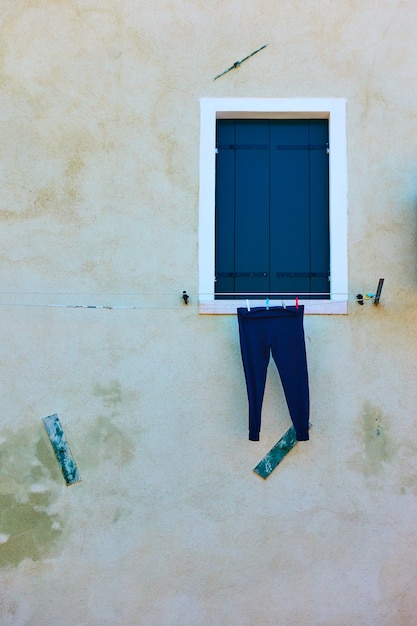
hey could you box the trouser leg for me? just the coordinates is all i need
[270,311,310,441]
[237,309,271,441]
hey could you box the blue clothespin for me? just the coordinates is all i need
[266,298,269,310]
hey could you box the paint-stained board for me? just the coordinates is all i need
[42,414,81,486]
[253,426,298,479]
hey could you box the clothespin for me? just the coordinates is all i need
[265,298,270,310]
[295,297,299,310]
[246,299,251,311]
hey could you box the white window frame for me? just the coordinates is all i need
[198,97,348,314]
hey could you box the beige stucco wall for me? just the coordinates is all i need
[0,1,416,624]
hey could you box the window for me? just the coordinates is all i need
[215,118,329,298]
[198,98,348,314]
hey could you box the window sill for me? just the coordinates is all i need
[198,298,348,315]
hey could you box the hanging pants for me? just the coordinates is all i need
[237,305,310,442]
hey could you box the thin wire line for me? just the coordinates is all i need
[0,289,377,309]
[0,297,374,311]
[0,290,373,297]
[0,303,193,310]
[0,290,374,298]
[199,292,370,297]
[0,289,197,296]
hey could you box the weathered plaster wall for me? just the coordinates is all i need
[0,1,416,625]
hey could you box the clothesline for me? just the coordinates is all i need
[0,289,377,298]
[0,291,378,310]
[0,290,376,298]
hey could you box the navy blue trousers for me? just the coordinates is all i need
[237,305,310,441]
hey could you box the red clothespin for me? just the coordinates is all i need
[295,297,299,309]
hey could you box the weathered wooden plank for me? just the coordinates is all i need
[42,414,81,486]
[253,426,297,479]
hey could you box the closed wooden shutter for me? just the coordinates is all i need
[215,119,330,298]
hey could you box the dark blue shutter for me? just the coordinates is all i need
[215,120,236,296]
[269,120,311,295]
[215,119,329,297]
[234,120,269,295]
[308,120,330,296]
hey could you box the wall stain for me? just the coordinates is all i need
[398,472,417,497]
[93,379,123,413]
[362,402,394,470]
[349,402,396,477]
[78,381,135,467]
[0,426,66,569]
[0,494,62,569]
[104,416,133,464]
[112,508,132,524]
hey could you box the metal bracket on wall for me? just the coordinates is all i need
[214,44,267,80]
[356,278,385,306]
[374,278,384,305]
